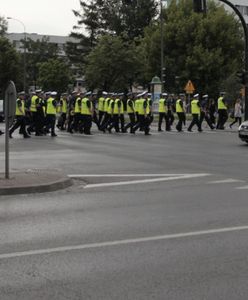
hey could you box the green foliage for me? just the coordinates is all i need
[0,37,20,96]
[0,16,8,36]
[84,35,141,91]
[137,0,243,96]
[23,36,59,87]
[37,59,73,93]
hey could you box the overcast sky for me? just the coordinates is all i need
[1,0,81,36]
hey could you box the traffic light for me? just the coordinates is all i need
[193,0,207,13]
[236,71,248,85]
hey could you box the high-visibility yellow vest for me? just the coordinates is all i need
[146,99,151,114]
[176,99,183,113]
[104,98,110,112]
[74,97,81,113]
[61,99,67,113]
[191,99,200,114]
[159,98,167,113]
[138,99,146,115]
[81,97,92,115]
[120,100,124,114]
[113,99,121,114]
[46,97,57,115]
[30,95,38,112]
[16,98,25,116]
[98,97,105,111]
[218,97,227,110]
[135,99,141,113]
[108,99,114,114]
[127,99,134,113]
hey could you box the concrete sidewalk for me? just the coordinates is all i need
[0,169,73,196]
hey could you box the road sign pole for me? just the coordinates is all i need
[5,91,10,179]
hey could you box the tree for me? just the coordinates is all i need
[0,15,7,36]
[84,35,140,91]
[0,37,21,97]
[136,0,243,96]
[37,59,73,93]
[23,36,59,88]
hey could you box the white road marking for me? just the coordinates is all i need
[1,225,248,260]
[236,186,248,190]
[83,173,210,189]
[207,179,245,184]
[69,174,193,178]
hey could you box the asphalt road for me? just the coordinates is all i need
[0,124,248,299]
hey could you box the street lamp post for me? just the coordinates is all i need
[7,17,27,92]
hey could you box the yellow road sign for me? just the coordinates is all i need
[184,80,195,94]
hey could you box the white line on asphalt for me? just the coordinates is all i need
[207,179,245,184]
[236,186,248,190]
[69,174,192,178]
[83,173,210,189]
[1,225,248,260]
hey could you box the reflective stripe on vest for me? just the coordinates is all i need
[127,99,134,113]
[98,97,105,111]
[159,98,167,113]
[75,97,81,113]
[176,99,183,113]
[138,99,146,115]
[113,99,121,114]
[81,98,92,115]
[30,95,38,112]
[191,99,200,114]
[46,98,57,114]
[16,99,25,116]
[108,99,114,114]
[218,97,227,110]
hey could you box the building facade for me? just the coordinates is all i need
[227,0,248,24]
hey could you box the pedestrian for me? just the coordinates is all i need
[45,91,58,137]
[187,94,202,132]
[158,93,167,132]
[124,93,136,133]
[57,93,68,130]
[216,92,228,129]
[80,92,93,135]
[208,98,217,126]
[9,91,30,138]
[199,94,215,130]
[230,98,242,128]
[175,94,186,132]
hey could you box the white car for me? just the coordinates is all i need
[239,121,248,143]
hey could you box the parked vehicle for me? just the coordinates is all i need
[238,121,248,143]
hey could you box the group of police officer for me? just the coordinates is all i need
[5,89,229,139]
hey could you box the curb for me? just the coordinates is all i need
[0,171,73,196]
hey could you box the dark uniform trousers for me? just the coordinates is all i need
[158,113,171,131]
[80,114,92,134]
[98,110,105,125]
[108,115,120,132]
[188,114,202,131]
[100,113,111,131]
[217,109,228,129]
[133,115,150,135]
[46,114,56,135]
[200,111,214,129]
[176,112,185,131]
[73,113,81,132]
[9,116,28,137]
[124,113,136,132]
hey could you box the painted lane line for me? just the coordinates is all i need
[83,173,210,189]
[1,225,248,260]
[207,179,245,184]
[236,186,248,190]
[69,174,195,178]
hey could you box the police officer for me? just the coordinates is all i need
[187,94,202,132]
[80,91,93,135]
[67,90,77,133]
[27,89,43,136]
[133,92,151,135]
[199,94,215,130]
[166,94,175,130]
[216,92,228,129]
[9,91,30,138]
[124,93,136,133]
[73,92,82,132]
[158,93,168,132]
[175,94,186,132]
[57,93,68,130]
[98,91,107,125]
[108,93,121,133]
[45,91,58,137]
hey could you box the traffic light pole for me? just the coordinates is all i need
[218,0,248,120]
